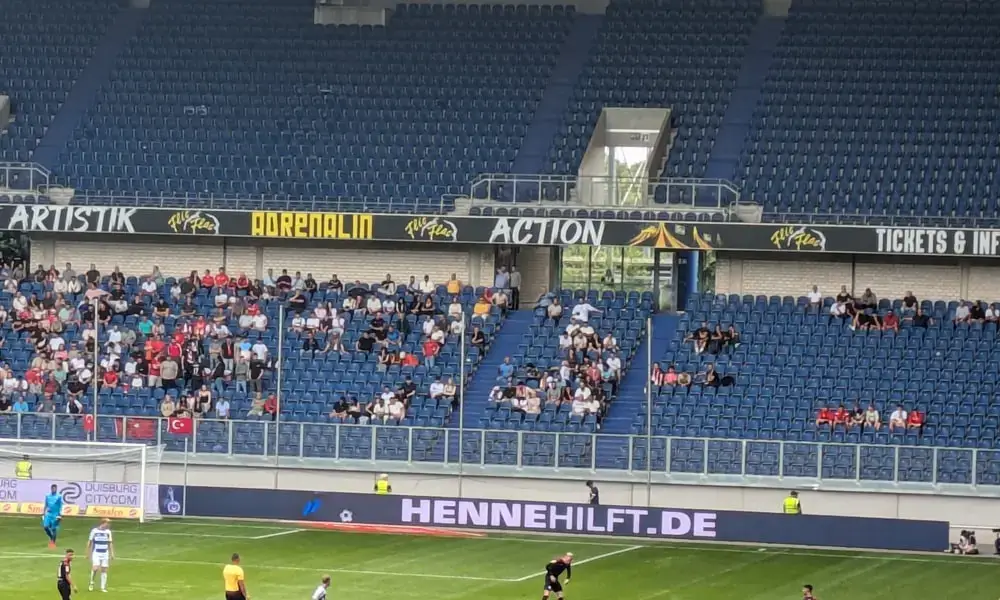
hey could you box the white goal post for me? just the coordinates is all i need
[0,439,164,523]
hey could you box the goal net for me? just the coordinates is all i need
[0,439,164,523]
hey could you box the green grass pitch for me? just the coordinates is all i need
[0,516,997,599]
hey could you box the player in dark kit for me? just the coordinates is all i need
[803,584,817,600]
[57,549,77,600]
[541,553,574,600]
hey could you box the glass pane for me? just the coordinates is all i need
[560,246,590,288]
[591,247,621,290]
[623,247,654,292]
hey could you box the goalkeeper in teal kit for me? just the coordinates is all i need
[42,484,63,549]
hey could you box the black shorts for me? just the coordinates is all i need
[58,582,72,600]
[543,577,563,593]
[225,592,246,600]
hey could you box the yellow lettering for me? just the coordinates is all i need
[250,212,374,240]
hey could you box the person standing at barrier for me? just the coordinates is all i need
[15,454,31,479]
[585,480,600,505]
[782,491,801,515]
[374,473,392,495]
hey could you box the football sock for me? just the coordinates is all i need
[101,572,107,590]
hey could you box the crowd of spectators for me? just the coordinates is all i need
[682,321,740,355]
[0,261,499,426]
[489,299,620,427]
[815,402,925,434]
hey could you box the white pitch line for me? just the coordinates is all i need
[250,528,304,540]
[510,544,645,582]
[0,553,509,582]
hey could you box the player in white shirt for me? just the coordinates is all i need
[87,518,114,592]
[312,575,331,600]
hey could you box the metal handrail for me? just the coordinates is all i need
[5,412,996,487]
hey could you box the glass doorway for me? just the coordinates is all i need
[559,246,654,292]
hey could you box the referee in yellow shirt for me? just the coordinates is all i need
[223,553,249,600]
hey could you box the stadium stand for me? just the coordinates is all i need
[55,0,573,210]
[736,0,1000,224]
[0,264,504,460]
[544,0,758,181]
[0,0,118,163]
[462,289,652,467]
[650,291,1000,484]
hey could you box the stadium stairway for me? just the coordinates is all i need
[703,15,784,180]
[33,6,147,169]
[508,14,603,175]
[458,310,535,428]
[602,313,680,434]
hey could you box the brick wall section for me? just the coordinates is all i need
[716,254,1000,303]
[716,257,852,297]
[966,266,1000,302]
[48,239,225,278]
[262,246,471,286]
[853,263,960,301]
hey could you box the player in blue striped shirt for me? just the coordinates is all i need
[42,485,63,549]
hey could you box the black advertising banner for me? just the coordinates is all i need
[4,203,1000,257]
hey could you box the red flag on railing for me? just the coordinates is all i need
[82,415,95,433]
[114,417,156,440]
[167,417,193,436]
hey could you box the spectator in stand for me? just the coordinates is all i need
[546,298,563,326]
[399,351,419,367]
[447,297,463,320]
[684,321,711,354]
[276,270,292,293]
[66,396,83,415]
[889,404,907,432]
[570,299,602,323]
[493,288,509,317]
[815,405,833,427]
[12,396,29,413]
[911,306,933,328]
[216,396,230,419]
[850,309,879,332]
[509,267,521,310]
[970,301,986,323]
[442,378,458,410]
[417,275,435,295]
[707,325,725,354]
[907,407,925,434]
[807,285,822,312]
[160,396,176,417]
[446,274,462,296]
[986,303,1000,323]
[953,301,971,325]
[857,288,877,310]
[864,403,881,430]
[497,357,515,382]
[849,402,865,430]
[472,296,490,322]
[263,393,278,421]
[836,285,852,304]
[901,291,918,316]
[421,337,440,368]
[881,310,900,333]
[470,326,485,350]
[833,404,850,429]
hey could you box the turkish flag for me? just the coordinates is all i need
[83,414,95,433]
[114,417,156,440]
[167,417,193,436]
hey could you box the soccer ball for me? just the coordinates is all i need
[339,509,354,523]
